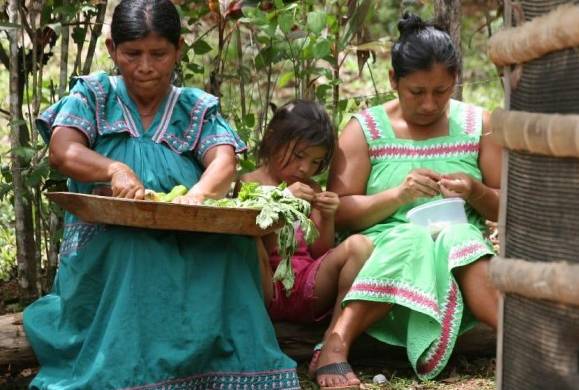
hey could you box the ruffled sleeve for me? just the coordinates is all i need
[158,87,247,161]
[35,77,98,147]
[193,108,247,162]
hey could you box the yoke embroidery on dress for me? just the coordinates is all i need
[369,141,479,161]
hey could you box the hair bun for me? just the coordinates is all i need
[397,11,425,36]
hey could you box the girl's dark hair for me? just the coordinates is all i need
[111,0,181,47]
[258,100,336,175]
[391,12,459,79]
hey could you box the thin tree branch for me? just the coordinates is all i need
[82,1,107,75]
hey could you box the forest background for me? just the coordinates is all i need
[0,0,503,388]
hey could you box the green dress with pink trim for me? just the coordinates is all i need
[343,100,495,380]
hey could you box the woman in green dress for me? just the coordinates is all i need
[312,13,501,388]
[23,0,298,388]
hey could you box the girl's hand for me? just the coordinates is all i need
[109,163,145,200]
[312,191,340,216]
[287,182,316,202]
[396,168,441,204]
[438,173,474,200]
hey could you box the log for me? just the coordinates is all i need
[0,313,495,367]
[0,312,37,366]
[490,256,579,307]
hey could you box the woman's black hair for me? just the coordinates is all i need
[258,100,336,175]
[111,0,181,47]
[391,12,459,79]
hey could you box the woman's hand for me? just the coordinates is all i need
[287,182,316,202]
[173,186,205,205]
[396,168,441,204]
[312,191,340,217]
[438,173,475,200]
[109,163,145,199]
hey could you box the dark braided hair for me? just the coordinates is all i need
[391,12,459,79]
[111,0,181,47]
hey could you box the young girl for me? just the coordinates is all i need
[242,100,373,332]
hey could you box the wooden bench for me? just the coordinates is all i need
[1,312,495,367]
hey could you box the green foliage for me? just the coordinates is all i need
[205,182,318,292]
[0,0,504,294]
[0,201,16,282]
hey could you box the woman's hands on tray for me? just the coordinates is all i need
[109,162,145,200]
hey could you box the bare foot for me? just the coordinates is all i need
[315,333,360,388]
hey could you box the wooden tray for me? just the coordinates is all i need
[46,192,281,236]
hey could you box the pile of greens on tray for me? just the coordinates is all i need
[205,182,318,292]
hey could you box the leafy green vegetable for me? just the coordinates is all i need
[145,185,187,202]
[204,182,319,293]
[163,185,188,202]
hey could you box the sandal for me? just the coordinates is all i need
[315,362,361,389]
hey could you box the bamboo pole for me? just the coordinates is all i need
[490,108,579,157]
[490,257,579,307]
[488,4,579,67]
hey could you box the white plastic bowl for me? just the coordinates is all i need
[406,198,467,237]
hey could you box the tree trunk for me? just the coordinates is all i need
[82,1,108,76]
[8,0,39,303]
[434,0,463,100]
[59,0,70,98]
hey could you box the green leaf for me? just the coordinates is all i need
[306,11,327,35]
[186,62,204,74]
[277,71,294,88]
[278,12,293,34]
[316,84,332,101]
[242,113,256,128]
[12,146,36,162]
[313,37,331,59]
[192,39,212,55]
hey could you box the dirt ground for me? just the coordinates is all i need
[1,358,495,389]
[298,355,495,389]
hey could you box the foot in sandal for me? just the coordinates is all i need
[314,335,360,389]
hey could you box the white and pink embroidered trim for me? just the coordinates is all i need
[360,109,382,140]
[448,240,491,269]
[369,142,479,160]
[417,280,461,377]
[346,279,440,319]
[463,104,479,135]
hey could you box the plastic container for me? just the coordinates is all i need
[406,197,467,237]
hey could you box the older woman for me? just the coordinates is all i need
[23,1,298,388]
[312,13,501,389]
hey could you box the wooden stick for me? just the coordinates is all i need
[488,4,579,66]
[490,256,579,306]
[490,108,579,157]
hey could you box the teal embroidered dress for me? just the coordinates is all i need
[343,100,495,380]
[23,72,299,389]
